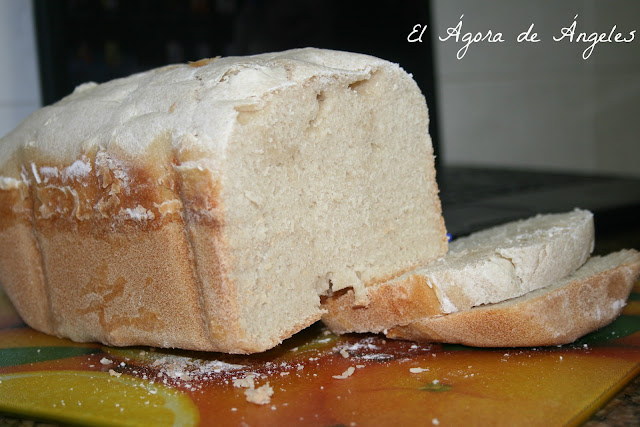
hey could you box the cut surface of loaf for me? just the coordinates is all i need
[322,209,594,334]
[387,249,640,347]
[0,48,448,353]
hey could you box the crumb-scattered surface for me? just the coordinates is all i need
[1,323,631,425]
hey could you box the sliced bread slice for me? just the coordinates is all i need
[386,249,640,347]
[322,209,594,334]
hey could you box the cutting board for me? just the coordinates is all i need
[1,283,640,427]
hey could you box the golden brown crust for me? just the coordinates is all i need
[40,224,211,348]
[321,273,444,334]
[0,143,266,353]
[0,223,52,334]
[0,180,29,230]
[0,165,54,334]
[188,57,221,68]
[387,251,640,347]
[173,142,254,352]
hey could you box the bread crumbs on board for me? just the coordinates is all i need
[85,336,432,409]
[232,375,255,389]
[333,366,356,379]
[231,373,274,405]
[244,384,274,405]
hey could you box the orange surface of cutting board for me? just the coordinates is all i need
[1,283,640,427]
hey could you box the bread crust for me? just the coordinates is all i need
[321,274,443,334]
[0,223,52,334]
[0,143,259,352]
[386,250,640,347]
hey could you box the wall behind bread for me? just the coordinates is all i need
[432,0,640,177]
[0,0,40,139]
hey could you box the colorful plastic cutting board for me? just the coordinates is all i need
[1,283,640,426]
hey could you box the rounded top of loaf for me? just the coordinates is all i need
[0,48,399,175]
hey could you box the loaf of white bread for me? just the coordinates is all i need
[0,48,448,354]
[1,48,636,353]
